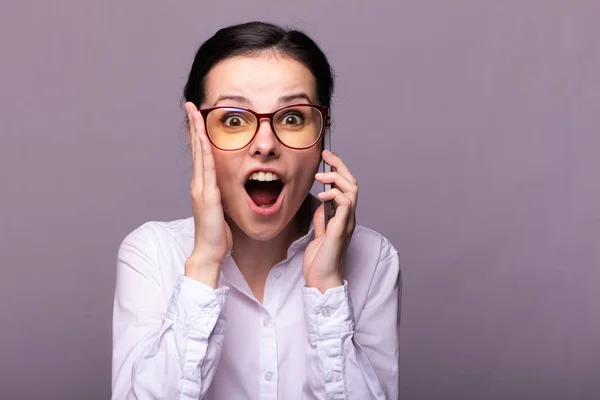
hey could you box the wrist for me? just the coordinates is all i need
[184,254,222,289]
[306,275,343,294]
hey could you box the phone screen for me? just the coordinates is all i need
[323,129,334,227]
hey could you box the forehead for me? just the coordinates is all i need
[202,52,317,109]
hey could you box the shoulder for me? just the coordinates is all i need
[348,225,399,264]
[121,216,193,244]
[343,225,401,306]
[117,217,194,266]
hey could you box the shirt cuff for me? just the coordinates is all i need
[303,280,355,343]
[166,274,230,335]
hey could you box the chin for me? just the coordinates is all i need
[222,172,312,241]
[244,224,285,241]
[226,210,289,241]
[225,193,301,242]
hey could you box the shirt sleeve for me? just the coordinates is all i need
[111,224,229,400]
[302,239,401,399]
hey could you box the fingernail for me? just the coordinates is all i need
[315,172,324,177]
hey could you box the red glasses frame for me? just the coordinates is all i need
[199,103,330,151]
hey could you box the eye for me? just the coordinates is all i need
[279,111,305,126]
[220,113,249,128]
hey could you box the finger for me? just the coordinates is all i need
[185,103,201,188]
[317,188,352,234]
[188,106,204,191]
[186,102,198,139]
[317,188,352,211]
[186,102,199,155]
[194,111,218,193]
[314,171,358,203]
[322,150,357,185]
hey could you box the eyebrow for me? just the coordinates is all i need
[212,95,249,107]
[211,92,314,107]
[278,93,313,104]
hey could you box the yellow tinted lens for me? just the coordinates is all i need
[206,108,256,149]
[274,106,323,148]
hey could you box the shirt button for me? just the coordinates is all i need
[263,318,272,328]
[321,308,331,317]
[273,270,282,279]
[264,371,274,381]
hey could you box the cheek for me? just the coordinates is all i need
[294,151,322,187]
[308,148,323,173]
[213,154,237,194]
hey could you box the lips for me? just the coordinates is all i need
[244,184,285,216]
[245,180,283,206]
[243,168,286,216]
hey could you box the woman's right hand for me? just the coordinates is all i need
[184,102,233,288]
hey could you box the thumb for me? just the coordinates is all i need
[226,223,233,251]
[312,203,326,239]
[223,208,233,251]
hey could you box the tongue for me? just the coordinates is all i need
[247,183,280,207]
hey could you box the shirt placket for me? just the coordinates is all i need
[259,265,284,400]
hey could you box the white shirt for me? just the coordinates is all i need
[111,199,401,399]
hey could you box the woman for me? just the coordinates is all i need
[112,21,401,399]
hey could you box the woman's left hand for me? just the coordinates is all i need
[303,150,358,293]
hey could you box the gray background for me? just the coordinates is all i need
[1,1,598,399]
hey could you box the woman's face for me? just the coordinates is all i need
[198,53,322,240]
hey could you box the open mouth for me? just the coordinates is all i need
[244,171,284,208]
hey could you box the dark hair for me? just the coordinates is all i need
[182,21,335,111]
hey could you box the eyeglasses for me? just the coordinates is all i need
[199,104,329,151]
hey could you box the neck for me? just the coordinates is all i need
[227,196,313,281]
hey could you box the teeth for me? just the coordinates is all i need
[248,171,280,182]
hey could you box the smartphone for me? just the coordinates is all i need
[323,129,334,227]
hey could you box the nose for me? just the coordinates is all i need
[247,118,280,159]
